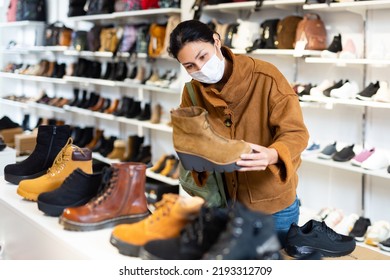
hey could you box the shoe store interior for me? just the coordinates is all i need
[1,0,390,261]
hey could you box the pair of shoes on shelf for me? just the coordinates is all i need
[352,147,389,170]
[364,220,390,247]
[318,142,355,162]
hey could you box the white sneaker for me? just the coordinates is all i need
[361,150,389,170]
[330,81,359,99]
[339,38,358,59]
[365,220,390,246]
[372,81,390,103]
[310,79,335,97]
[323,208,344,229]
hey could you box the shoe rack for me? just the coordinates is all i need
[0,1,194,187]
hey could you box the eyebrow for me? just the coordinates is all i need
[181,49,204,66]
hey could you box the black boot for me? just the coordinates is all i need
[4,125,71,185]
[326,34,342,53]
[137,103,151,121]
[140,206,229,260]
[77,126,94,147]
[21,114,31,131]
[134,144,152,165]
[114,97,133,117]
[126,101,142,118]
[37,168,103,217]
[202,202,282,260]
[122,135,144,162]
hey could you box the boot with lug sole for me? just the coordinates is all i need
[59,162,150,231]
[110,193,205,257]
[17,138,93,201]
[171,106,252,172]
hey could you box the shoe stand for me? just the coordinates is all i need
[0,176,131,260]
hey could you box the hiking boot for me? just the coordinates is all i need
[110,194,205,257]
[285,219,356,258]
[59,162,150,231]
[17,138,92,201]
[171,106,252,172]
[37,168,103,217]
[4,125,71,184]
[139,206,229,260]
[202,202,281,260]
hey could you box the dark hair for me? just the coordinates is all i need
[168,20,215,59]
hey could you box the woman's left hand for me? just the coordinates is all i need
[236,143,279,172]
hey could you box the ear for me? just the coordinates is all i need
[213,33,222,48]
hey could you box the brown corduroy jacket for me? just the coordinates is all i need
[179,46,309,214]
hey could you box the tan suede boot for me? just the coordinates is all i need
[59,162,150,231]
[170,106,252,172]
[110,193,204,257]
[17,138,92,201]
[107,139,126,161]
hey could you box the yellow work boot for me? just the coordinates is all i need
[110,193,204,257]
[17,138,93,201]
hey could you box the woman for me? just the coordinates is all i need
[169,19,309,247]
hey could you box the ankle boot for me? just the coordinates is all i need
[77,126,94,147]
[114,96,133,117]
[134,144,152,165]
[107,139,126,161]
[37,168,103,217]
[150,103,162,124]
[85,129,104,150]
[140,206,229,260]
[68,88,79,106]
[170,106,252,172]
[17,138,93,201]
[122,135,144,162]
[4,125,71,185]
[137,103,151,121]
[110,193,205,257]
[59,162,150,231]
[99,135,117,157]
[21,114,31,131]
[202,202,281,260]
[126,100,141,118]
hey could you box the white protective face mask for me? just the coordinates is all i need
[189,46,225,84]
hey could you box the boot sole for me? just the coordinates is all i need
[37,197,93,217]
[284,244,354,258]
[4,170,46,185]
[16,187,40,201]
[177,151,241,172]
[59,212,150,231]
[109,234,143,257]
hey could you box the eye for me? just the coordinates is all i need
[185,64,194,71]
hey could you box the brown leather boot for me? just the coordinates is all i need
[170,106,252,172]
[107,139,126,161]
[59,162,150,231]
[85,129,104,150]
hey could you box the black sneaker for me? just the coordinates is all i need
[323,80,345,97]
[332,144,355,162]
[349,216,371,242]
[285,219,356,258]
[37,168,103,217]
[327,33,342,53]
[356,81,380,101]
[378,237,390,252]
[202,202,281,260]
[139,206,229,260]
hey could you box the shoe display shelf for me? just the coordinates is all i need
[303,0,390,15]
[0,72,67,85]
[300,95,390,110]
[0,176,131,260]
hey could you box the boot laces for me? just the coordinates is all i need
[181,209,206,245]
[91,167,117,206]
[147,194,178,224]
[47,138,84,176]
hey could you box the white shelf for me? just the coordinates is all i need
[305,57,390,67]
[203,0,305,13]
[0,46,69,54]
[0,21,45,28]
[0,176,131,260]
[0,72,67,84]
[146,168,179,186]
[0,98,29,109]
[63,75,116,87]
[67,8,181,23]
[303,0,390,12]
[301,154,390,180]
[299,95,390,110]
[233,48,322,57]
